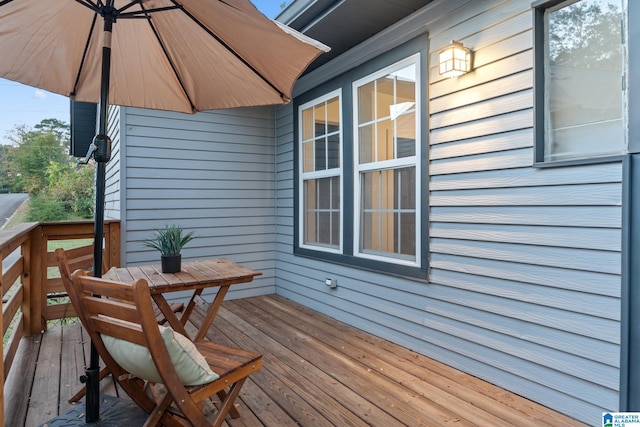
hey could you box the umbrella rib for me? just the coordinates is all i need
[117,0,142,14]
[74,0,100,13]
[169,0,288,102]
[71,11,99,97]
[119,5,181,18]
[138,3,197,112]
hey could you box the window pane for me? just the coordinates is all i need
[399,212,416,256]
[328,134,340,169]
[304,180,316,210]
[318,177,331,209]
[359,124,374,164]
[357,62,417,164]
[396,113,416,158]
[360,167,415,259]
[314,103,326,138]
[362,171,377,210]
[315,138,326,170]
[358,82,375,123]
[303,177,340,248]
[397,167,415,209]
[361,212,380,252]
[327,97,340,133]
[396,65,416,104]
[354,58,419,263]
[302,108,313,141]
[303,141,313,172]
[304,180,316,243]
[331,211,340,246]
[318,212,331,245]
[376,76,394,120]
[376,119,394,162]
[545,0,624,161]
[302,95,341,172]
[299,92,342,251]
[331,176,340,208]
[360,167,417,258]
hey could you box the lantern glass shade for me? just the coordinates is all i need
[439,41,471,78]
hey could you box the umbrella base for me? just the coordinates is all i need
[39,394,148,426]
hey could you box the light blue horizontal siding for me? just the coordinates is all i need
[120,106,277,299]
[274,0,622,425]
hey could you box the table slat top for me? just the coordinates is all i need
[104,258,261,293]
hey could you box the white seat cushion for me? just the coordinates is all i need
[102,326,219,386]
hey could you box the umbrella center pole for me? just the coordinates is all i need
[85,14,114,425]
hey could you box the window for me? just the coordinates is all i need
[299,91,342,252]
[295,41,426,279]
[535,0,626,162]
[354,58,419,264]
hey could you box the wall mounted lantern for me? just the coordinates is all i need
[439,41,472,78]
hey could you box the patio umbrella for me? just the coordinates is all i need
[0,0,328,422]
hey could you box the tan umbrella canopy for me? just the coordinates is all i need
[0,0,327,112]
[0,0,328,422]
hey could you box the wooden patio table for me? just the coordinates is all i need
[103,258,261,342]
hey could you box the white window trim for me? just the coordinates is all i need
[297,89,343,254]
[352,54,421,267]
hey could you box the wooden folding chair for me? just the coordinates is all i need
[54,245,184,403]
[69,269,262,427]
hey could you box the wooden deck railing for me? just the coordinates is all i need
[0,220,120,427]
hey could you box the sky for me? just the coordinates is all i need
[0,0,288,144]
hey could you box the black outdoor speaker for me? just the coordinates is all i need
[70,100,97,157]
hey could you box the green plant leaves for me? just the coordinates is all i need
[143,225,195,256]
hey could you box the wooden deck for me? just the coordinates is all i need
[5,295,586,427]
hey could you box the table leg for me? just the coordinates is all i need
[152,295,189,337]
[180,288,204,327]
[193,285,230,342]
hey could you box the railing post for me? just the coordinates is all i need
[26,226,45,334]
[105,221,121,268]
[21,232,32,335]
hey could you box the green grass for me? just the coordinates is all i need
[48,238,94,252]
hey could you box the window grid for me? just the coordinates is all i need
[360,168,416,260]
[299,90,342,253]
[353,55,420,266]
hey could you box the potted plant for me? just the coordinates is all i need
[143,225,195,273]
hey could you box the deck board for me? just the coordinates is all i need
[7,295,587,427]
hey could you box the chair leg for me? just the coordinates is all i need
[116,377,183,427]
[143,392,174,427]
[216,388,241,419]
[68,366,111,403]
[212,378,247,426]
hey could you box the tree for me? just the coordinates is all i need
[34,118,70,142]
[0,144,10,193]
[46,161,94,218]
[5,128,69,194]
[1,118,95,221]
[548,1,622,70]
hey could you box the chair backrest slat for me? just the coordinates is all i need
[84,297,141,326]
[89,315,147,347]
